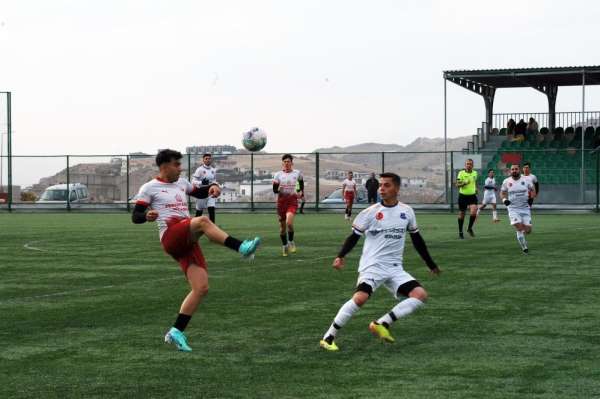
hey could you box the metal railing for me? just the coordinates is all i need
[0,149,598,212]
[493,111,600,131]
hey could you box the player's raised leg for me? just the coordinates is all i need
[190,216,260,257]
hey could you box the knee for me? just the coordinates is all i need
[191,216,211,230]
[410,287,428,302]
[352,291,370,307]
[192,285,209,298]
[286,222,294,231]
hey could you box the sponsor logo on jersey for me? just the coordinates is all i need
[376,212,384,220]
[400,212,406,219]
[175,193,183,202]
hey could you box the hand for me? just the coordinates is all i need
[146,210,159,222]
[429,267,441,276]
[503,199,510,206]
[208,185,221,198]
[332,257,345,270]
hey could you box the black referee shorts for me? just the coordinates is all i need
[458,193,478,211]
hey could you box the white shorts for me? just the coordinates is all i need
[482,191,497,205]
[357,267,416,299]
[508,208,532,226]
[196,197,216,210]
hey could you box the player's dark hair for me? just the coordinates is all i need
[379,172,401,187]
[203,153,212,158]
[488,168,494,173]
[466,158,474,163]
[282,154,293,161]
[523,161,531,167]
[156,149,182,167]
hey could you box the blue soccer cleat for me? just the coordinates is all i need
[239,237,261,259]
[164,327,192,352]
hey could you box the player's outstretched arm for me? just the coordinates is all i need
[189,183,220,199]
[333,232,361,270]
[132,203,157,224]
[409,231,441,275]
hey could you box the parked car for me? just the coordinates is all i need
[37,183,89,204]
[322,187,369,204]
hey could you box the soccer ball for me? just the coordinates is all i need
[242,127,267,152]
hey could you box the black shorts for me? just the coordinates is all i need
[458,193,478,211]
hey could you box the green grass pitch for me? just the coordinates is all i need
[1,212,599,398]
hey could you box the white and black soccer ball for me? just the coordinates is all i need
[242,127,267,152]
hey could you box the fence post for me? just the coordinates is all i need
[596,151,599,213]
[315,152,319,212]
[187,153,192,213]
[250,153,254,212]
[6,92,11,212]
[450,151,454,213]
[126,155,130,213]
[66,155,71,211]
[381,152,385,173]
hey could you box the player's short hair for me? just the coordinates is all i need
[488,168,494,173]
[379,172,401,187]
[466,158,474,163]
[156,149,182,167]
[282,154,293,161]
[523,161,531,167]
[202,153,212,158]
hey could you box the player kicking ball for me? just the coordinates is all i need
[320,173,441,351]
[500,164,536,254]
[132,149,261,352]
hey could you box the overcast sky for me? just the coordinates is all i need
[1,0,600,158]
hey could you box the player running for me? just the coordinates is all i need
[456,158,479,239]
[500,164,536,254]
[319,173,441,351]
[522,162,539,207]
[132,149,261,352]
[192,153,217,222]
[342,171,358,220]
[273,154,304,256]
[477,169,500,222]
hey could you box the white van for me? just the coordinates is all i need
[38,183,89,204]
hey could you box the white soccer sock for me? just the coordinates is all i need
[376,297,424,326]
[516,231,527,249]
[476,207,481,216]
[323,299,360,340]
[492,210,498,220]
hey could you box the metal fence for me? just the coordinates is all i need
[493,111,600,131]
[0,149,598,212]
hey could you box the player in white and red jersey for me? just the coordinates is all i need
[342,171,358,220]
[272,154,304,256]
[192,153,217,222]
[132,149,261,352]
[319,173,441,352]
[500,163,536,254]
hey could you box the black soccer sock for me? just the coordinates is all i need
[280,234,288,246]
[468,215,476,230]
[173,313,192,332]
[348,209,352,217]
[195,210,203,217]
[458,217,464,233]
[288,230,294,242]
[208,207,215,223]
[224,236,242,252]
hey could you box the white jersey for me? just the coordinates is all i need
[522,174,538,192]
[273,169,303,197]
[135,177,194,240]
[193,164,217,186]
[352,202,419,273]
[343,179,357,192]
[193,164,217,209]
[483,177,496,192]
[501,176,534,210]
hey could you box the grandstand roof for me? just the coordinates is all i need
[444,66,600,88]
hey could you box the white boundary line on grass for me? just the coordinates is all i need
[23,241,49,252]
